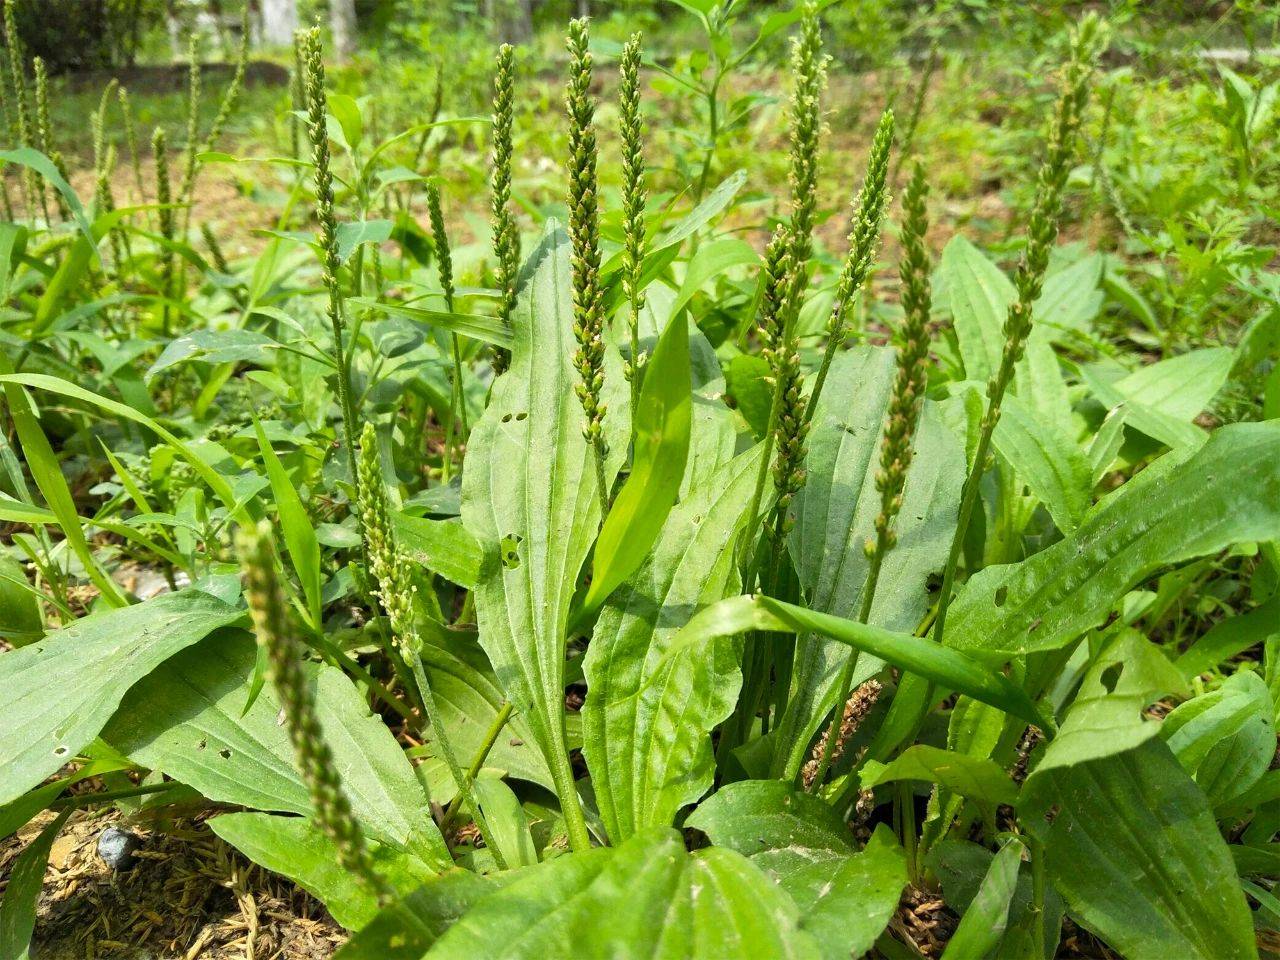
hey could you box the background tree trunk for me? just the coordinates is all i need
[259,0,298,47]
[329,0,357,63]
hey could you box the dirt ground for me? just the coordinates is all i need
[1,807,345,959]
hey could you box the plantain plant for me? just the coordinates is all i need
[1,9,1278,960]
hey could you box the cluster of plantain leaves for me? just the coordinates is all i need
[2,6,1280,960]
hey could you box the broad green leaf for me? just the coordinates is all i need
[652,169,747,253]
[688,783,905,960]
[782,826,906,960]
[0,553,41,644]
[583,449,760,842]
[723,353,772,437]
[1034,253,1104,336]
[942,236,1014,383]
[328,93,364,149]
[460,223,629,841]
[0,810,69,959]
[661,595,1049,729]
[147,329,277,378]
[335,871,507,960]
[1025,740,1257,960]
[417,625,555,791]
[337,219,393,264]
[948,422,1280,657]
[1015,335,1074,433]
[394,513,482,589]
[472,774,539,868]
[104,632,450,867]
[255,420,323,626]
[0,590,242,807]
[992,393,1092,532]
[211,812,435,929]
[669,237,758,321]
[928,839,1064,960]
[579,308,691,619]
[772,347,965,778]
[1114,346,1234,423]
[348,297,514,348]
[1162,670,1274,807]
[688,779,854,868]
[861,745,1018,811]
[1031,629,1185,779]
[939,838,1023,960]
[426,827,820,959]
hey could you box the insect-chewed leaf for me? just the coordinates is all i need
[460,222,629,839]
[689,782,905,960]
[0,590,243,807]
[1029,628,1185,780]
[583,447,761,842]
[424,827,820,959]
[1024,739,1258,960]
[104,632,451,868]
[770,347,965,778]
[947,422,1280,658]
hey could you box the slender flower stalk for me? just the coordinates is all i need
[237,521,391,904]
[355,425,502,865]
[290,30,306,161]
[619,31,647,417]
[201,5,250,155]
[303,28,360,491]
[489,44,518,375]
[179,34,202,213]
[427,182,468,479]
[152,128,174,334]
[118,87,146,207]
[566,18,609,512]
[891,45,939,183]
[781,1,826,322]
[931,15,1106,652]
[200,222,229,274]
[738,226,793,576]
[807,108,894,418]
[32,57,66,221]
[808,162,932,791]
[3,0,38,221]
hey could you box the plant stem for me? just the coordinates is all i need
[51,782,175,810]
[442,700,513,833]
[407,650,505,869]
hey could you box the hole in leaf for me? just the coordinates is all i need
[53,745,68,757]
[994,586,1008,607]
[500,533,523,569]
[1100,662,1123,693]
[219,748,233,759]
[501,413,512,423]
[515,412,528,421]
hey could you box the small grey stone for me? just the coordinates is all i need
[97,826,141,870]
